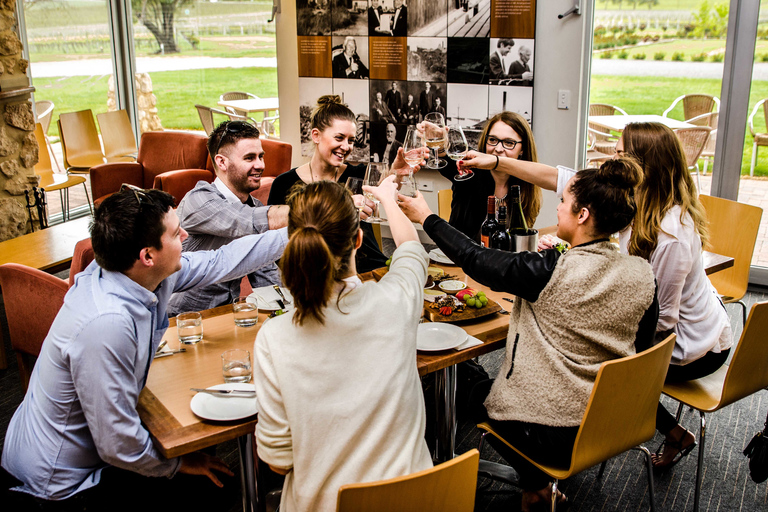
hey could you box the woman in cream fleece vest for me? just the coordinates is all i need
[399,158,658,511]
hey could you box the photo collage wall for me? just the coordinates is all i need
[297,0,536,162]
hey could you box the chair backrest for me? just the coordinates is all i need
[153,169,215,206]
[0,263,68,359]
[195,104,218,135]
[336,449,479,512]
[588,103,627,117]
[221,91,257,102]
[33,123,54,176]
[137,131,211,189]
[718,302,768,409]
[699,195,762,300]
[261,138,292,178]
[674,127,710,168]
[58,110,105,169]
[682,94,718,121]
[69,238,95,288]
[97,110,138,160]
[568,334,676,474]
[438,188,452,221]
[35,99,54,134]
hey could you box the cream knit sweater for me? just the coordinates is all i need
[485,241,656,427]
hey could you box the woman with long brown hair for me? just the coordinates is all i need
[253,177,433,512]
[423,111,542,241]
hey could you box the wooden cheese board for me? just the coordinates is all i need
[424,299,502,322]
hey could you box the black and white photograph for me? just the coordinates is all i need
[333,79,371,162]
[488,38,534,86]
[447,0,491,37]
[406,37,447,83]
[369,80,400,123]
[297,0,332,36]
[299,77,334,155]
[368,122,404,164]
[408,0,447,36]
[447,37,489,84]
[488,85,533,125]
[331,0,369,35]
[331,36,370,79]
[406,81,446,122]
[446,83,488,130]
[368,0,407,36]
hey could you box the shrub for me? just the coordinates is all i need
[672,52,685,61]
[618,50,629,59]
[710,53,724,62]
[691,53,707,62]
[600,51,614,59]
[654,52,666,60]
[633,53,646,60]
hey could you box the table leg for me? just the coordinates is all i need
[433,365,457,462]
[237,433,259,512]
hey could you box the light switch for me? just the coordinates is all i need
[557,90,571,110]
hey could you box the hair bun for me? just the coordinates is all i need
[317,95,343,106]
[597,158,642,190]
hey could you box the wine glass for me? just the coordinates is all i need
[402,126,427,175]
[423,112,447,169]
[397,172,419,199]
[446,124,473,181]
[363,162,387,223]
[345,177,366,215]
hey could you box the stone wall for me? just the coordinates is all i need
[0,1,36,242]
[107,73,163,133]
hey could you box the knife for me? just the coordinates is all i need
[273,285,291,305]
[190,388,257,397]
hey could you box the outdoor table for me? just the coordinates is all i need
[588,114,696,132]
[217,97,279,122]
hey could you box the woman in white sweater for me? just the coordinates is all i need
[253,177,432,512]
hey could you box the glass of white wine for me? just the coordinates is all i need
[402,126,427,175]
[424,112,447,169]
[345,177,366,215]
[363,163,387,223]
[446,124,473,181]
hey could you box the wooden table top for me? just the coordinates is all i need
[138,265,511,459]
[0,216,91,273]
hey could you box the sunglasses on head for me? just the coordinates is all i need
[214,121,251,156]
[120,183,153,206]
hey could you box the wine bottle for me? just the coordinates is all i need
[480,196,499,248]
[490,206,512,251]
[508,185,528,235]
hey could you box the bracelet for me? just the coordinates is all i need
[493,155,499,170]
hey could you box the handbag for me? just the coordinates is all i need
[743,412,768,483]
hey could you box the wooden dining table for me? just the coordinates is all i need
[0,215,91,273]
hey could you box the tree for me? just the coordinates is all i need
[132,0,193,54]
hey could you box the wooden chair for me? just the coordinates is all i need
[748,98,768,176]
[663,302,768,512]
[438,188,452,221]
[68,238,95,288]
[0,263,69,390]
[477,334,677,512]
[588,103,626,154]
[699,195,762,326]
[673,126,710,189]
[97,110,138,162]
[688,112,718,175]
[663,94,719,122]
[57,109,106,174]
[336,449,479,512]
[33,123,93,220]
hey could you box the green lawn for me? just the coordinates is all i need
[595,39,768,60]
[594,0,768,11]
[590,75,768,176]
[33,66,279,133]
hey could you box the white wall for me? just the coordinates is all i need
[275,0,593,235]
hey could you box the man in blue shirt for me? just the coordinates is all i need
[2,186,288,509]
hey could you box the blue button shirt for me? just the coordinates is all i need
[1,229,288,500]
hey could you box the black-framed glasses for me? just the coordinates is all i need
[214,121,251,156]
[487,136,522,151]
[120,183,152,206]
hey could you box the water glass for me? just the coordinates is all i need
[221,349,252,383]
[363,163,387,223]
[345,177,366,215]
[233,296,259,327]
[397,173,419,199]
[177,312,203,344]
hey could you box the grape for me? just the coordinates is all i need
[385,258,392,267]
[479,296,488,305]
[474,301,483,309]
[476,291,486,298]
[466,297,476,307]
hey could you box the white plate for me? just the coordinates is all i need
[429,248,454,265]
[190,383,259,421]
[248,286,294,312]
[417,323,468,352]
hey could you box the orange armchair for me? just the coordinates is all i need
[90,131,212,205]
[153,169,216,206]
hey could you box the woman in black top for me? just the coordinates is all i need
[268,95,415,272]
[427,111,542,242]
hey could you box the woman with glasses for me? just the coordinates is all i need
[421,111,542,242]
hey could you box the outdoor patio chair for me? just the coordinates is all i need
[588,103,626,154]
[662,94,720,122]
[336,449,479,512]
[220,91,259,117]
[35,100,54,136]
[674,126,710,189]
[57,109,106,174]
[477,334,676,512]
[34,123,92,220]
[688,112,718,175]
[195,104,258,136]
[97,110,138,162]
[748,98,768,177]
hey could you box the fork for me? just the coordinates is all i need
[273,285,291,305]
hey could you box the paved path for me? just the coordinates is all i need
[30,56,276,78]
[592,59,768,80]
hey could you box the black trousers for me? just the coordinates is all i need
[2,465,238,512]
[656,348,731,434]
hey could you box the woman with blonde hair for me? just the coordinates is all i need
[254,177,433,512]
